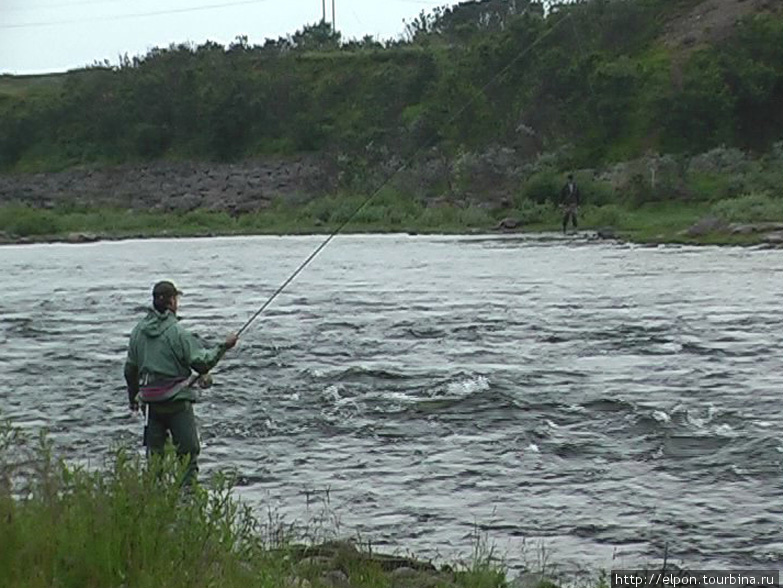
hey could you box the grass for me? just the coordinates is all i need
[0,189,780,246]
[0,72,70,99]
[0,418,516,588]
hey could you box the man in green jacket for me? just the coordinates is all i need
[124,280,238,486]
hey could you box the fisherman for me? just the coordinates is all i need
[560,173,581,234]
[124,280,238,487]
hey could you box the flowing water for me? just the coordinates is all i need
[1,234,781,575]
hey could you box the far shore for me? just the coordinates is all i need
[1,201,782,249]
[1,224,781,249]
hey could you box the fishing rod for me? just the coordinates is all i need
[194,11,574,384]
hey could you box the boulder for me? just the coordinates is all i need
[495,217,522,230]
[763,231,783,245]
[730,222,783,235]
[65,232,100,244]
[596,227,617,240]
[686,215,728,237]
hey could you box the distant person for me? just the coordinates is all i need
[560,173,581,234]
[124,280,238,487]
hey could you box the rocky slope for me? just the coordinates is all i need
[0,156,335,213]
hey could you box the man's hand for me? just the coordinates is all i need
[225,332,239,349]
[129,400,140,414]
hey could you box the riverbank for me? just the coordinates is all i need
[1,200,782,248]
[2,144,782,249]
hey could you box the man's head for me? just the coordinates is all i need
[567,173,574,181]
[152,280,182,313]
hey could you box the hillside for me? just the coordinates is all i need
[662,0,781,52]
[0,0,782,230]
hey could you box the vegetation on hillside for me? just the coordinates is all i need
[1,0,781,173]
[0,0,781,244]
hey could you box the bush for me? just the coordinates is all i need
[519,170,561,205]
[417,205,460,228]
[712,192,783,223]
[181,209,235,230]
[0,205,61,236]
[0,423,277,588]
[686,171,744,202]
[510,200,555,225]
[579,178,615,206]
[457,206,493,227]
[582,204,626,227]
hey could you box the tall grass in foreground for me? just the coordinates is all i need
[0,420,510,588]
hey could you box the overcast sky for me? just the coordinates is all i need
[0,0,454,75]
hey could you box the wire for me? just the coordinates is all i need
[0,0,274,29]
[4,0,133,13]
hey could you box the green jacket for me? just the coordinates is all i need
[124,308,227,404]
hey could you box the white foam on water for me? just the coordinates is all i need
[321,384,343,402]
[652,410,671,424]
[366,390,419,404]
[565,403,587,413]
[446,374,490,397]
[730,464,750,476]
[713,424,737,437]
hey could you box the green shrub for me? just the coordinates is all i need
[582,204,627,227]
[181,209,235,230]
[457,206,493,227]
[519,171,561,205]
[0,426,276,588]
[0,205,61,236]
[510,200,556,225]
[580,178,615,206]
[0,418,513,588]
[686,171,741,201]
[712,192,783,223]
[417,205,460,228]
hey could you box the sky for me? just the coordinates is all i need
[0,0,455,75]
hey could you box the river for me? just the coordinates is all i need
[1,234,781,576]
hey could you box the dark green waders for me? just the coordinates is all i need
[144,400,201,487]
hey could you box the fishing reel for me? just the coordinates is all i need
[196,374,214,389]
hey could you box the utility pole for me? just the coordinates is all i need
[332,0,336,33]
[322,0,326,23]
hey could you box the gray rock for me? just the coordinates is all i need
[730,222,783,235]
[596,227,617,240]
[65,232,100,243]
[511,571,561,588]
[0,155,335,214]
[686,215,728,237]
[391,566,419,579]
[320,569,349,588]
[495,217,522,230]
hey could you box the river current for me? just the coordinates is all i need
[1,234,781,575]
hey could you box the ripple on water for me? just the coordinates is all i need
[1,235,782,573]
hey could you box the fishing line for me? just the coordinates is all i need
[235,11,574,338]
